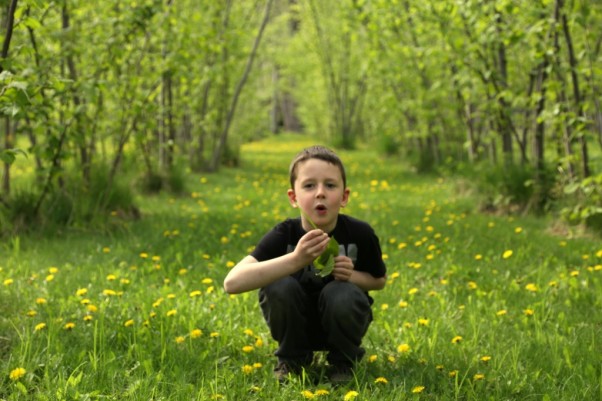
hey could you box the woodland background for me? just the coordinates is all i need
[0,0,601,233]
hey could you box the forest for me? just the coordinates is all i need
[0,0,601,232]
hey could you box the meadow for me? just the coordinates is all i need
[1,135,601,400]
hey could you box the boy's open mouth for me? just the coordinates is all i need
[315,204,327,214]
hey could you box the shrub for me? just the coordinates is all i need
[561,173,602,233]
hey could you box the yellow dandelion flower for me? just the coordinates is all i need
[242,345,254,353]
[9,367,26,381]
[481,356,492,363]
[242,365,254,375]
[36,297,47,304]
[243,328,254,336]
[496,309,507,316]
[76,288,88,296]
[451,336,463,344]
[525,283,538,292]
[190,290,202,297]
[398,242,407,249]
[315,389,329,396]
[139,252,148,258]
[344,390,359,401]
[436,364,444,371]
[35,323,47,331]
[103,289,117,296]
[475,254,483,260]
[418,318,429,326]
[87,304,98,313]
[449,370,458,378]
[375,376,388,384]
[48,267,58,274]
[124,319,134,327]
[570,270,579,277]
[191,329,203,338]
[83,315,93,322]
[102,247,110,253]
[368,355,378,363]
[397,343,411,353]
[523,308,534,316]
[381,303,389,311]
[166,309,177,317]
[210,332,219,338]
[467,281,477,290]
[387,355,396,363]
[220,236,229,244]
[226,261,235,268]
[151,255,161,262]
[412,386,425,394]
[80,298,90,305]
[502,250,513,259]
[166,293,176,299]
[399,300,408,308]
[515,227,523,233]
[64,322,75,330]
[255,337,263,347]
[175,336,185,344]
[202,278,213,285]
[106,274,117,281]
[408,287,419,295]
[474,373,485,381]
[45,274,55,282]
[548,280,558,287]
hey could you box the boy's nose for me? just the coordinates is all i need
[316,184,326,197]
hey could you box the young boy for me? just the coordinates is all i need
[223,145,387,383]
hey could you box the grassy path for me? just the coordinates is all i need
[1,135,601,400]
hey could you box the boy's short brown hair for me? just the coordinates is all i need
[289,146,347,189]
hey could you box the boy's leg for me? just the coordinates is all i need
[318,280,372,366]
[259,276,314,368]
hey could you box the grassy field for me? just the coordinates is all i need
[1,135,601,400]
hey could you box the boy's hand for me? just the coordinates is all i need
[294,229,330,267]
[332,255,354,281]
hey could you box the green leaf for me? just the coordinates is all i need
[298,207,339,277]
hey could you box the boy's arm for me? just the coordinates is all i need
[332,255,386,291]
[223,229,329,294]
[349,270,386,291]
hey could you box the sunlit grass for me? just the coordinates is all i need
[1,134,601,400]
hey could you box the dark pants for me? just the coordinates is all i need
[259,275,373,366]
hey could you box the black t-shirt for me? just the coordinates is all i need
[251,214,387,291]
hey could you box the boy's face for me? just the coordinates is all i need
[287,158,349,233]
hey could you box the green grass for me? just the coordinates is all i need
[1,135,601,400]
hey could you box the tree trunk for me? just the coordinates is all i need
[560,0,590,177]
[209,0,274,171]
[0,0,18,197]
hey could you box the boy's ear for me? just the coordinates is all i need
[341,187,350,207]
[287,189,297,207]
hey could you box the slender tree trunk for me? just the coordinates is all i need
[560,0,590,177]
[1,0,18,197]
[209,0,274,171]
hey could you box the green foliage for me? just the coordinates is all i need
[460,162,557,213]
[561,173,602,233]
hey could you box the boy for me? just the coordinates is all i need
[223,145,387,383]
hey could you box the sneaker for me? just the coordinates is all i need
[327,363,354,384]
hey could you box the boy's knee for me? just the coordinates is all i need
[320,281,369,313]
[260,276,304,305]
